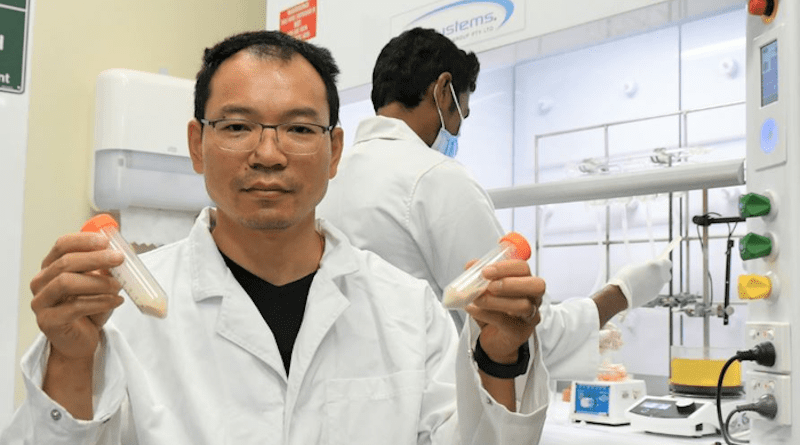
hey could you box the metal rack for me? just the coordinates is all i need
[486,101,747,353]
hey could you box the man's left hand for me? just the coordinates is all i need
[464,259,544,364]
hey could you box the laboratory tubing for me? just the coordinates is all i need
[81,214,168,318]
[443,232,532,309]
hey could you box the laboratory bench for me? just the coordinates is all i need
[541,395,737,445]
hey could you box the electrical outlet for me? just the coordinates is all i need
[746,371,791,426]
[745,322,791,373]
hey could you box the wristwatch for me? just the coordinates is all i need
[473,336,530,379]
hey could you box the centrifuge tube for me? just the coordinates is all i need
[442,232,532,309]
[81,214,168,318]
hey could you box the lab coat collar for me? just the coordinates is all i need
[188,208,360,303]
[354,115,430,149]
[315,217,361,280]
[188,208,233,303]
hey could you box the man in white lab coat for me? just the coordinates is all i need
[318,27,672,380]
[1,31,550,444]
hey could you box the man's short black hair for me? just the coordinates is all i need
[371,27,480,112]
[194,30,340,127]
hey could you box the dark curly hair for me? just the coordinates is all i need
[371,27,479,112]
[194,30,340,127]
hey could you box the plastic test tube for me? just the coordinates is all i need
[442,232,532,310]
[81,214,168,318]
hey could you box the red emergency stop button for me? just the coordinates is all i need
[749,0,775,16]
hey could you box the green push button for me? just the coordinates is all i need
[740,233,772,260]
[739,193,771,218]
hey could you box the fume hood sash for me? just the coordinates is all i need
[488,159,745,208]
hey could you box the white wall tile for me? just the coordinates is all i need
[458,67,514,190]
[681,8,747,110]
[513,27,679,138]
[338,97,374,151]
[539,244,606,302]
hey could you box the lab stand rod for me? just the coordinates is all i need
[702,190,710,351]
[539,233,733,249]
[533,119,542,277]
[488,158,745,209]
[604,125,611,285]
[527,101,744,140]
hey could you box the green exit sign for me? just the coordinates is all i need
[0,1,28,94]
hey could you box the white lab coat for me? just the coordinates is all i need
[318,116,600,380]
[1,208,548,445]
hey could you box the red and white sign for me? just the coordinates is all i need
[280,0,317,41]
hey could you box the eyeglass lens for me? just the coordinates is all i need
[209,119,327,154]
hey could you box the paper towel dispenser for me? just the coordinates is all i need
[92,68,212,211]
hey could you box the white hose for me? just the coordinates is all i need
[644,197,657,257]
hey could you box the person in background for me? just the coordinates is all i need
[317,27,672,381]
[0,30,550,444]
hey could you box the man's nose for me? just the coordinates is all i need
[250,127,288,164]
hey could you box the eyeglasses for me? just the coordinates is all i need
[200,118,334,155]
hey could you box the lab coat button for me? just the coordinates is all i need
[50,409,62,421]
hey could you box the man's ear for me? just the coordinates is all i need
[328,127,344,179]
[188,119,205,174]
[433,72,453,108]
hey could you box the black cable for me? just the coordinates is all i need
[723,238,733,325]
[717,356,740,445]
[737,342,776,367]
[722,221,739,325]
[725,408,747,444]
[696,214,716,304]
[692,214,746,226]
[694,213,717,249]
[692,212,742,318]
[717,343,777,445]
[723,394,779,444]
[727,220,739,241]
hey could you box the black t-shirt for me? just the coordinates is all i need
[220,251,315,374]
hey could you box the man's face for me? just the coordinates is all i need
[188,50,343,232]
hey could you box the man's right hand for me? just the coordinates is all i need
[29,231,126,419]
[606,258,672,310]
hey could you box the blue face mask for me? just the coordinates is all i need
[431,83,465,158]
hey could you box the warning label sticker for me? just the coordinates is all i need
[280,0,317,41]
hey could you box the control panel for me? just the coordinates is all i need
[743,0,798,440]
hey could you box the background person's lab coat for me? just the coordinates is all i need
[318,116,601,381]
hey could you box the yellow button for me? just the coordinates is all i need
[738,275,772,300]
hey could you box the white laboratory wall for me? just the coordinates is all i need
[267,0,678,90]
[0,0,34,425]
[338,87,373,152]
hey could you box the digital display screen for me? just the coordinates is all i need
[641,401,672,410]
[761,40,778,106]
[574,384,610,415]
